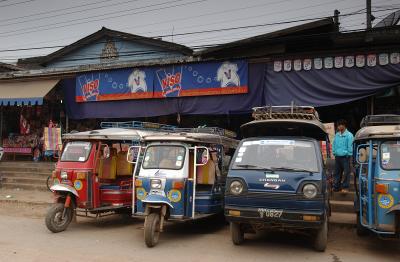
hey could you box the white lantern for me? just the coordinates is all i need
[345,56,355,67]
[324,57,333,69]
[294,59,302,71]
[274,61,282,72]
[379,53,389,65]
[303,59,312,70]
[356,55,365,67]
[334,56,344,68]
[314,58,323,70]
[390,53,399,64]
[284,60,292,71]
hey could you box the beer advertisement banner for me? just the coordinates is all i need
[75,60,248,102]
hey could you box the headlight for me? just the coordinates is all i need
[303,184,318,199]
[230,180,243,195]
[150,179,162,189]
[61,171,68,180]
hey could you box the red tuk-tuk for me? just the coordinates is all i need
[45,124,168,233]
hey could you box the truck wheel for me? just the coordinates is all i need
[45,203,73,233]
[230,222,244,245]
[144,213,160,248]
[313,216,328,252]
[356,213,368,236]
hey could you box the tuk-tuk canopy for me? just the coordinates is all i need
[355,125,400,141]
[241,105,327,141]
[63,128,167,142]
[355,115,400,141]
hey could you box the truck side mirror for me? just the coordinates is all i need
[127,146,141,164]
[195,147,209,166]
[101,144,110,159]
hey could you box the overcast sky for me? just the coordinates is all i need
[0,0,398,63]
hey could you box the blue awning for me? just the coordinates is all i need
[0,79,59,106]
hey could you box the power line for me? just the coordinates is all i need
[0,6,395,54]
[0,0,115,22]
[0,0,207,37]
[0,0,35,8]
[0,0,144,28]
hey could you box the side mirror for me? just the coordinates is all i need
[101,144,110,159]
[195,146,209,166]
[127,146,141,164]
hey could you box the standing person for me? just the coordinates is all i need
[332,119,354,193]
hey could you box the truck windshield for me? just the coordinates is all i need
[381,141,400,170]
[143,145,186,170]
[61,141,92,162]
[232,139,319,173]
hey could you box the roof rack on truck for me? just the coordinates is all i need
[360,114,400,127]
[173,127,236,138]
[252,105,319,121]
[100,121,176,131]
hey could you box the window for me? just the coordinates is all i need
[381,141,400,170]
[61,142,92,162]
[232,139,319,173]
[143,145,186,170]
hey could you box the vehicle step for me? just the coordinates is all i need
[331,191,355,201]
[0,182,48,191]
[1,176,47,185]
[0,166,54,173]
[330,212,356,227]
[0,171,51,178]
[330,200,354,213]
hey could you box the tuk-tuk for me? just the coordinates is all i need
[224,106,333,251]
[129,127,238,247]
[353,115,400,238]
[45,122,170,233]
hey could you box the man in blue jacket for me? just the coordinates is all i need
[332,119,354,192]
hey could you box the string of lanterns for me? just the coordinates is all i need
[273,52,400,72]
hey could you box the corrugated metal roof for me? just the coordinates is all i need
[0,79,59,105]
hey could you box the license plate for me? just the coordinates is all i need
[258,208,283,218]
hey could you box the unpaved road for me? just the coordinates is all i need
[0,208,399,262]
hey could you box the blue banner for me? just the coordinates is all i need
[75,60,248,102]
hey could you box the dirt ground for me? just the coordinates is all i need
[0,204,399,262]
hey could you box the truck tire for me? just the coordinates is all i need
[230,222,244,245]
[45,203,73,233]
[313,216,328,252]
[144,212,160,248]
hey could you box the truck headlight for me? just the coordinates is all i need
[303,184,318,199]
[230,180,243,195]
[150,179,162,189]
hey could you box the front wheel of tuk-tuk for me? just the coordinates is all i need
[230,222,244,245]
[313,216,328,252]
[144,212,161,248]
[45,203,73,233]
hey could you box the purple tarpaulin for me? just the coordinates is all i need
[264,63,400,107]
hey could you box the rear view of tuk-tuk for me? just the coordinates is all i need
[353,115,400,239]
[225,106,331,251]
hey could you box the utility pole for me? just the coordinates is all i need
[366,0,372,29]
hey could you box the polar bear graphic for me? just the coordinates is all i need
[128,69,147,93]
[217,62,240,87]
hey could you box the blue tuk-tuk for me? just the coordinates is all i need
[128,128,238,247]
[354,115,400,238]
[224,106,333,251]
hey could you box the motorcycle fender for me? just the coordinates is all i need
[142,194,173,209]
[50,184,79,198]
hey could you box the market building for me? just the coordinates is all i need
[1,18,400,160]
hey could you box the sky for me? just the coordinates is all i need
[0,0,399,63]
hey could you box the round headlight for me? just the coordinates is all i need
[230,181,243,195]
[303,184,318,199]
